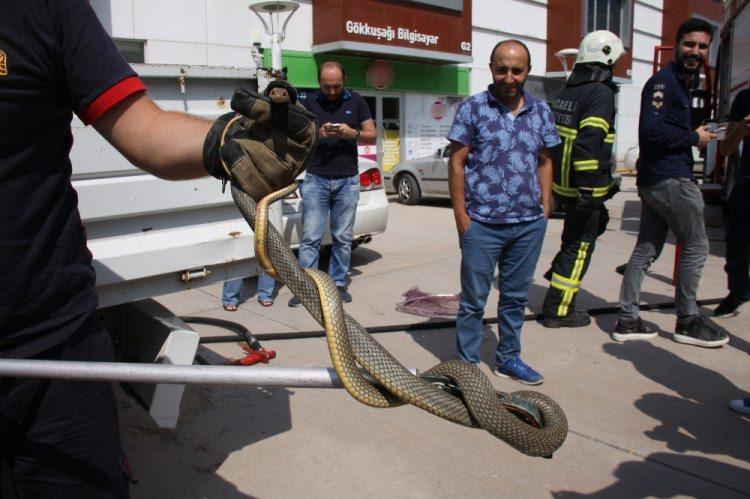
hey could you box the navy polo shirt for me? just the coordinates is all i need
[302,89,372,177]
[0,0,144,357]
[637,62,700,186]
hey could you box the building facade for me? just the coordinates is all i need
[91,0,722,169]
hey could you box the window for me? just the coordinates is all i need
[583,0,633,48]
[113,39,145,64]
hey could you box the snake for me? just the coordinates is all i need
[239,182,568,457]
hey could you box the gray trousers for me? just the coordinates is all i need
[619,177,708,322]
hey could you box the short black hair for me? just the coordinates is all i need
[489,39,532,68]
[317,61,346,80]
[675,18,714,44]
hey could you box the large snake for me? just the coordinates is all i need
[238,182,568,457]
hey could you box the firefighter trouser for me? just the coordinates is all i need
[543,204,609,317]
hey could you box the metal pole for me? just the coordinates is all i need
[0,360,411,389]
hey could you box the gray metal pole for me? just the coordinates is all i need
[0,359,413,389]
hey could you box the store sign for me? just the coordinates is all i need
[313,0,472,63]
[345,21,440,48]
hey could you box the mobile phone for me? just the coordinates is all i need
[328,123,341,131]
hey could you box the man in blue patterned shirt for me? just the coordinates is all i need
[447,39,559,385]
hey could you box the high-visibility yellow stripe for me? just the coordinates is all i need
[579,117,610,133]
[552,272,581,287]
[557,242,590,316]
[555,125,578,138]
[562,136,573,188]
[574,159,599,171]
[605,133,615,144]
[553,182,616,198]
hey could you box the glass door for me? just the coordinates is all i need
[360,93,403,173]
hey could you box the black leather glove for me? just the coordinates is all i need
[203,82,318,201]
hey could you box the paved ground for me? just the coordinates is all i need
[117,175,748,498]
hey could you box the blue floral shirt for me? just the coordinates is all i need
[447,88,560,224]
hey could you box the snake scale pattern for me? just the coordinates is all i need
[236,182,568,457]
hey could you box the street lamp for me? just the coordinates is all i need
[249,1,299,76]
[555,48,579,79]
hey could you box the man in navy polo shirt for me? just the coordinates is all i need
[615,18,728,348]
[289,61,376,306]
[447,40,558,385]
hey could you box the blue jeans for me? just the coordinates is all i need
[456,216,547,366]
[222,272,276,305]
[298,172,360,287]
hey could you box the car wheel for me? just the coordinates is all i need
[396,174,421,205]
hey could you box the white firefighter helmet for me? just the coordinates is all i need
[576,30,626,66]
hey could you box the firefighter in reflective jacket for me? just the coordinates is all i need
[541,31,626,328]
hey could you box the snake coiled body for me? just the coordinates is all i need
[239,183,568,457]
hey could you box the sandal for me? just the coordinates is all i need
[223,303,238,312]
[259,299,274,307]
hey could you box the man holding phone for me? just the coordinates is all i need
[289,61,376,306]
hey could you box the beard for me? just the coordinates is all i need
[490,82,524,99]
[676,52,703,74]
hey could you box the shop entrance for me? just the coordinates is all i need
[361,94,403,173]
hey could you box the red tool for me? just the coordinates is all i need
[229,345,277,366]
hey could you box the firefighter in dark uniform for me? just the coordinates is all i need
[541,31,626,328]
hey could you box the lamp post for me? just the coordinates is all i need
[249,0,299,79]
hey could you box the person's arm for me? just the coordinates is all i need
[538,147,553,219]
[336,118,376,144]
[720,115,750,156]
[93,92,211,180]
[448,141,471,237]
[570,86,613,189]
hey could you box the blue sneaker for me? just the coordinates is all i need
[494,357,544,385]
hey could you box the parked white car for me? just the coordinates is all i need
[385,145,451,205]
[284,158,389,249]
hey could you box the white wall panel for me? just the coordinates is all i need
[144,40,208,66]
[632,31,662,64]
[473,0,548,41]
[633,2,663,37]
[133,0,207,44]
[636,0,663,10]
[469,29,547,76]
[91,0,135,38]
[206,44,256,68]
[631,60,654,86]
[615,85,642,162]
[274,1,314,52]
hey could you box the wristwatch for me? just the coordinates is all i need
[354,130,361,142]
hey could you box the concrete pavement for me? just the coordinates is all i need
[118,175,749,498]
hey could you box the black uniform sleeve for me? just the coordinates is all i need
[729,89,750,122]
[639,74,698,152]
[56,0,138,115]
[570,84,614,189]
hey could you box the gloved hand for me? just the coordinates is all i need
[203,81,318,202]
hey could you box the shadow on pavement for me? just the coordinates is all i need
[599,341,749,485]
[551,452,750,498]
[118,349,292,498]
